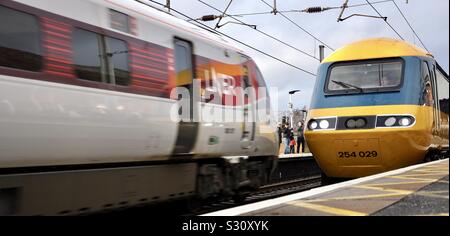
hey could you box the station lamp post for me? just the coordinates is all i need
[288,90,301,129]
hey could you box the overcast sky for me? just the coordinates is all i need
[151,0,449,112]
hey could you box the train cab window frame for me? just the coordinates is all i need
[324,58,405,95]
[73,28,131,86]
[0,5,43,72]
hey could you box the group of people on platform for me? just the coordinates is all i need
[278,122,306,154]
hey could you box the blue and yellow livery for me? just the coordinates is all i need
[305,38,449,179]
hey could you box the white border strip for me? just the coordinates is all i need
[279,153,313,159]
[202,159,449,216]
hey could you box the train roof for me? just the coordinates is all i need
[322,38,433,63]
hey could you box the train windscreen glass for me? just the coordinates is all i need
[326,59,403,94]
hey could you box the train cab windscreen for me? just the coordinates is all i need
[326,59,403,94]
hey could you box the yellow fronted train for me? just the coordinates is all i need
[305,38,449,180]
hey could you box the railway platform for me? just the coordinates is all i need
[204,159,449,216]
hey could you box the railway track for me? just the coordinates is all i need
[93,156,322,216]
[185,157,322,215]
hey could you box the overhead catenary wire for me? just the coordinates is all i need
[391,0,429,52]
[227,0,394,17]
[344,0,394,9]
[365,0,405,40]
[198,0,400,53]
[197,0,320,61]
[136,0,317,77]
[260,0,335,51]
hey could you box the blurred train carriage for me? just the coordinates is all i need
[0,0,279,215]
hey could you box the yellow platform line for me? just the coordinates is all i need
[400,173,449,177]
[412,170,448,175]
[420,190,448,194]
[413,191,449,200]
[433,213,449,216]
[306,192,410,203]
[418,168,449,171]
[387,176,443,181]
[351,185,414,194]
[288,201,367,216]
[406,170,448,174]
[414,213,449,216]
[364,180,434,187]
[419,165,448,168]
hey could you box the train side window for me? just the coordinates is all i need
[110,9,130,34]
[0,5,42,71]
[73,28,130,86]
[73,28,103,83]
[174,40,193,89]
[421,61,433,107]
[105,37,130,86]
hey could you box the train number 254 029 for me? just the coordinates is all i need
[338,151,378,158]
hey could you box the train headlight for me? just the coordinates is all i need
[309,121,318,130]
[384,117,397,127]
[319,120,330,129]
[346,119,356,128]
[400,117,412,126]
[377,115,415,128]
[355,118,366,128]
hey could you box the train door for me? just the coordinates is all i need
[429,62,440,132]
[422,61,438,131]
[433,63,449,143]
[172,39,199,154]
[240,58,256,149]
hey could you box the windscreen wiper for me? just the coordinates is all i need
[332,80,364,93]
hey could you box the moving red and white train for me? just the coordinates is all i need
[0,0,279,215]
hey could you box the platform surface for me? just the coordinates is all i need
[204,159,449,216]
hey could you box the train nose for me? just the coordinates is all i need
[305,127,428,178]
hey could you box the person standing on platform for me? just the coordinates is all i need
[297,122,306,154]
[277,124,282,148]
[283,124,291,154]
[289,135,296,154]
